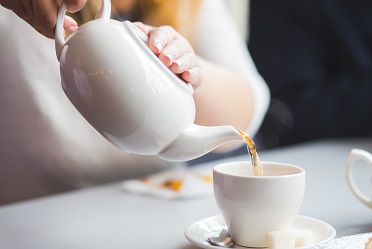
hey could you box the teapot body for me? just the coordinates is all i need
[59,19,195,155]
[56,0,243,162]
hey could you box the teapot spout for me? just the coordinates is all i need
[157,124,243,162]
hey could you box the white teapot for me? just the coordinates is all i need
[55,0,243,161]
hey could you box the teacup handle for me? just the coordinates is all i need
[55,0,111,60]
[345,148,372,208]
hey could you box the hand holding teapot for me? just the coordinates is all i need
[133,22,202,88]
[0,0,82,38]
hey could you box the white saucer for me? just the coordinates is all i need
[184,214,336,249]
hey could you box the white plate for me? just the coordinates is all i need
[184,214,336,249]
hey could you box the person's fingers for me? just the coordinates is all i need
[134,23,177,65]
[33,0,83,38]
[182,67,202,89]
[170,53,195,74]
[148,26,176,56]
[31,0,59,38]
[64,0,87,13]
[0,0,52,37]
[25,18,50,37]
[152,27,196,69]
[133,22,201,87]
[159,38,192,67]
[133,22,165,55]
[1,0,85,38]
[63,15,78,32]
[133,22,151,35]
[0,0,20,10]
[20,0,35,20]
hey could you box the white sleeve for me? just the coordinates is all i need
[191,0,270,137]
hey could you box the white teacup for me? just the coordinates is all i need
[346,148,372,208]
[213,161,305,248]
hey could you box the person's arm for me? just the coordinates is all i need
[191,0,270,138]
[193,57,254,132]
[0,0,82,37]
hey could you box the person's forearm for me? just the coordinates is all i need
[193,57,254,131]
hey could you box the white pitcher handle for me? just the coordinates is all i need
[345,148,372,208]
[55,0,111,60]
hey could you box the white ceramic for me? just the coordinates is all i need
[184,214,336,249]
[213,161,306,247]
[54,0,242,162]
[345,148,372,208]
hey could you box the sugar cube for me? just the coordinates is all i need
[268,229,313,249]
[294,229,313,247]
[268,230,295,249]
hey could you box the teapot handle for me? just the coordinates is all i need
[55,0,111,60]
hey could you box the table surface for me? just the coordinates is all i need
[1,138,372,249]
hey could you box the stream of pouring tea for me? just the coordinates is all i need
[238,130,263,176]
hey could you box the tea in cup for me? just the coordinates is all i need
[346,148,372,208]
[213,161,305,247]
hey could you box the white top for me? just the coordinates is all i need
[0,0,269,204]
[0,7,173,204]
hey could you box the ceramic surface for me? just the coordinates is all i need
[184,214,336,249]
[213,161,305,247]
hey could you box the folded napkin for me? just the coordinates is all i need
[313,232,372,249]
[121,166,213,199]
